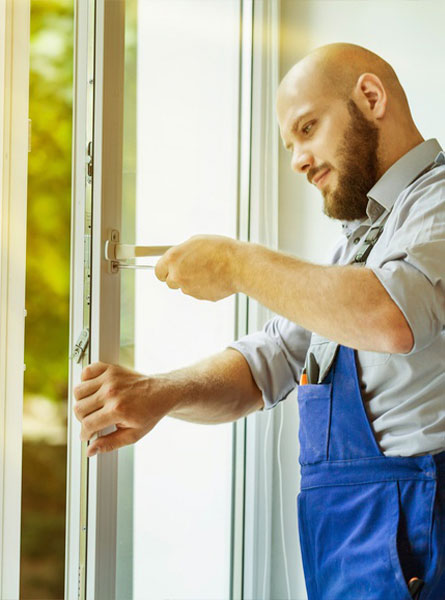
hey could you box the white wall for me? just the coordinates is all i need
[273,2,445,599]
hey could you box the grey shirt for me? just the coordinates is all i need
[230,138,445,457]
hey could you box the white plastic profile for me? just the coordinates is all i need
[0,0,30,597]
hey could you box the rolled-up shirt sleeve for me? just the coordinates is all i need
[369,173,445,354]
[228,316,311,410]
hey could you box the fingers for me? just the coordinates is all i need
[73,362,110,421]
[154,259,167,281]
[155,255,182,289]
[81,361,108,382]
[155,251,170,282]
[73,390,103,420]
[80,406,117,441]
[73,370,104,421]
[74,377,102,401]
[87,427,138,457]
[165,275,180,290]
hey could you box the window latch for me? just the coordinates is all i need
[104,230,172,272]
[71,329,90,364]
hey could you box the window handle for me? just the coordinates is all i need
[104,230,172,272]
[105,241,172,260]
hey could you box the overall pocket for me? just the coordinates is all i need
[297,383,332,465]
[389,479,436,599]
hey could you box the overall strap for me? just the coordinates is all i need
[350,152,444,266]
[350,213,390,266]
[302,211,392,381]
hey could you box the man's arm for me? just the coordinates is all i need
[73,348,263,456]
[166,348,263,422]
[236,243,414,354]
[155,235,414,354]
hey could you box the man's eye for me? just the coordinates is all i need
[302,122,315,135]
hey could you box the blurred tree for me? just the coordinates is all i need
[25,0,73,403]
[20,443,67,599]
[21,1,73,598]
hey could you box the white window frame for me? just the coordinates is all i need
[65,0,124,597]
[0,0,30,598]
[243,1,281,598]
[66,1,280,599]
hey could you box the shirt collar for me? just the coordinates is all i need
[341,138,443,237]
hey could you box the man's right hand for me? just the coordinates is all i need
[73,361,173,457]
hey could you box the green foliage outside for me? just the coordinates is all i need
[20,443,67,599]
[21,1,73,598]
[25,0,73,403]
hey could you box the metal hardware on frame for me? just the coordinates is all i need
[72,328,90,364]
[86,141,93,184]
[105,229,172,272]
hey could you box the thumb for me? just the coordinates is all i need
[87,428,137,457]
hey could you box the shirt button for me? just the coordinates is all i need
[353,237,360,244]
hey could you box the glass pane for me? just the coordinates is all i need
[21,1,73,598]
[117,1,241,599]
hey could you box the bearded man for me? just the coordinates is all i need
[74,43,445,599]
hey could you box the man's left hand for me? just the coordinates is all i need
[154,235,243,301]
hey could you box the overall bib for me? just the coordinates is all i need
[297,346,445,599]
[297,154,445,599]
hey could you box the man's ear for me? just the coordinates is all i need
[352,72,387,120]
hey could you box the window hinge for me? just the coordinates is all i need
[72,329,90,364]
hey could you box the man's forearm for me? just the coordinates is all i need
[155,235,413,354]
[160,348,264,424]
[235,242,413,354]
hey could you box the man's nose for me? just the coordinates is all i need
[291,148,313,174]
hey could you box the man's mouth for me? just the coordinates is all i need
[313,169,330,188]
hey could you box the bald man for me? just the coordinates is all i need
[74,44,445,599]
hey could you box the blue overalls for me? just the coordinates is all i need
[297,154,445,599]
[297,346,445,599]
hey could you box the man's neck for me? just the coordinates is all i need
[377,131,424,179]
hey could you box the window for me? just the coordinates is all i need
[66,2,256,598]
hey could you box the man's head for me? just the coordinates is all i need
[277,43,423,221]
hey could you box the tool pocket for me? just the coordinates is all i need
[389,479,437,599]
[305,333,338,383]
[297,383,332,465]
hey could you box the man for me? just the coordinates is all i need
[74,43,445,598]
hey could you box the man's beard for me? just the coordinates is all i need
[323,99,380,221]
